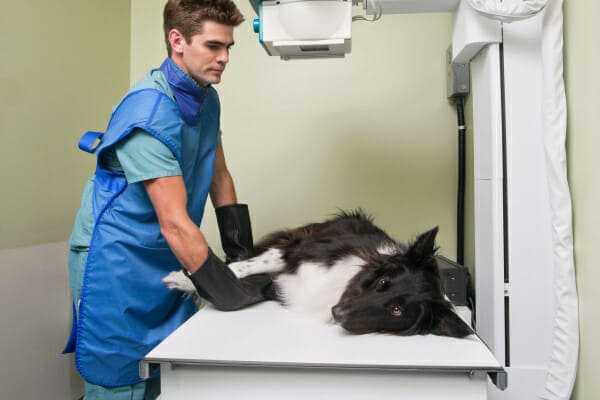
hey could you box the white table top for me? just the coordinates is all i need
[143,301,502,372]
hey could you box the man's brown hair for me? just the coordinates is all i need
[163,0,245,55]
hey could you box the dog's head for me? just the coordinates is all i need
[332,227,473,338]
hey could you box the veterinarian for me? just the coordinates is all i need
[62,1,270,398]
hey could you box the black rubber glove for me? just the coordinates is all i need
[215,204,254,262]
[185,249,270,311]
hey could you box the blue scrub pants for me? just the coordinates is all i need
[84,378,160,400]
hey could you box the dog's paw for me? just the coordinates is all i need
[228,261,252,278]
[162,270,195,293]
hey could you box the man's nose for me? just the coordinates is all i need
[217,48,229,64]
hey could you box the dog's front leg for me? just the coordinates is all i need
[228,248,286,278]
[162,270,196,293]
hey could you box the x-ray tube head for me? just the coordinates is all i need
[253,0,353,60]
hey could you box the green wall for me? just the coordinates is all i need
[565,0,600,399]
[0,1,130,249]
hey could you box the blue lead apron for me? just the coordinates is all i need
[63,59,220,387]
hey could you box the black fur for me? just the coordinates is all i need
[252,210,473,338]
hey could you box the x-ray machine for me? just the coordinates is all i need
[142,1,578,399]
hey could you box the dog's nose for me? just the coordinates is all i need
[331,304,346,321]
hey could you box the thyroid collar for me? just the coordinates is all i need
[158,58,207,125]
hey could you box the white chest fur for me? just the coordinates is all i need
[274,255,364,322]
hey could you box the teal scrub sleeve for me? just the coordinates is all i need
[115,128,183,184]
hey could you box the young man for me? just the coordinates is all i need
[63,1,269,398]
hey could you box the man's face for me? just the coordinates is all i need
[173,20,234,87]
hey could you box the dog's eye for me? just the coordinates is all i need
[375,278,389,291]
[390,306,403,317]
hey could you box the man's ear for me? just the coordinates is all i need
[430,303,473,338]
[168,29,186,54]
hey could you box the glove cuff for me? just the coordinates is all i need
[215,203,254,262]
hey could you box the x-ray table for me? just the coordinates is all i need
[141,302,504,399]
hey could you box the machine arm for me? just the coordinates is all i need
[249,0,459,60]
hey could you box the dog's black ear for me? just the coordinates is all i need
[430,303,473,338]
[405,227,439,265]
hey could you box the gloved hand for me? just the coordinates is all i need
[185,248,271,311]
[215,204,254,262]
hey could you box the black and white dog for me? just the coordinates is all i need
[163,210,473,338]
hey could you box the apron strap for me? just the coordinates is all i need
[61,301,77,354]
[78,131,104,154]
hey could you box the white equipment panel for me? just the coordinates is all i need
[142,302,504,400]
